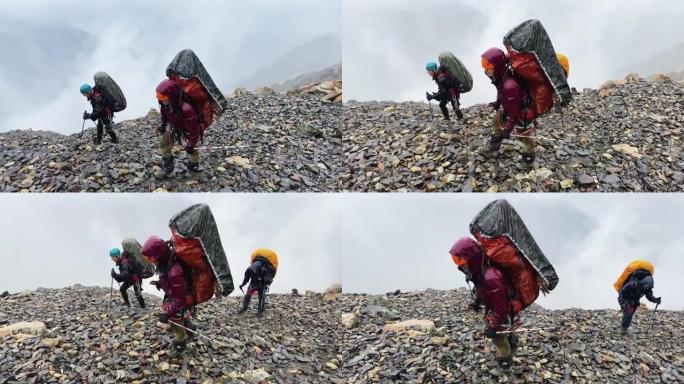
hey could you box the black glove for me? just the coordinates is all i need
[488,101,500,110]
[83,112,91,120]
[493,129,511,141]
[158,124,167,135]
[158,313,169,323]
[110,268,118,279]
[185,146,195,155]
[470,300,482,313]
[484,327,498,338]
[425,91,434,101]
[655,297,662,305]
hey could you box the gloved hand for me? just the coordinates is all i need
[425,91,435,101]
[185,145,195,155]
[158,124,167,135]
[239,283,245,291]
[655,297,662,305]
[158,313,169,323]
[110,268,118,279]
[83,112,91,120]
[484,327,498,338]
[469,300,482,313]
[493,129,511,141]
[488,101,500,110]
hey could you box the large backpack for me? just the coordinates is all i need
[251,248,279,281]
[122,238,155,279]
[613,260,654,293]
[438,52,473,93]
[503,19,572,121]
[93,71,127,112]
[168,204,234,306]
[167,49,226,134]
[470,199,558,314]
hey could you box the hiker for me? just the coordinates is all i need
[481,47,537,164]
[450,237,520,368]
[238,250,277,316]
[616,265,661,335]
[425,62,464,121]
[155,79,202,175]
[80,84,118,145]
[142,236,197,355]
[109,248,145,308]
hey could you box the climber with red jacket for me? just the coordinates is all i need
[450,237,519,368]
[425,62,464,120]
[481,48,536,164]
[142,236,197,355]
[155,79,202,176]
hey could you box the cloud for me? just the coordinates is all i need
[340,194,684,310]
[0,194,340,296]
[0,0,341,134]
[343,0,684,103]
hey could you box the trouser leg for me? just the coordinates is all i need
[439,99,450,120]
[133,282,145,308]
[119,281,131,306]
[95,120,104,144]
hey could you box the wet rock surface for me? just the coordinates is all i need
[341,76,684,192]
[0,285,342,383]
[0,87,341,192]
[340,289,684,383]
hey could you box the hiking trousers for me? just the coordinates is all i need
[120,280,144,308]
[160,129,199,164]
[491,112,535,154]
[96,115,117,144]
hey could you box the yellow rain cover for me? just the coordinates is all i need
[613,260,654,292]
[251,248,279,271]
[556,53,569,77]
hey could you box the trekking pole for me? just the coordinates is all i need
[79,112,87,138]
[109,277,114,308]
[427,100,435,120]
[496,327,557,335]
[510,133,570,144]
[168,320,228,348]
[645,302,659,334]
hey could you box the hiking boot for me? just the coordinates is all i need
[137,297,146,309]
[187,161,200,173]
[508,334,519,355]
[185,322,197,341]
[238,296,251,314]
[107,130,118,144]
[489,131,510,152]
[456,109,464,119]
[522,152,535,164]
[168,341,187,357]
[621,327,629,336]
[496,355,513,369]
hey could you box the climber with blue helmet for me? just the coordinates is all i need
[80,83,118,145]
[425,61,464,121]
[110,247,145,308]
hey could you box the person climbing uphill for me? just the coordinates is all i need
[614,260,661,335]
[481,48,537,164]
[142,236,197,355]
[110,247,145,308]
[80,84,118,145]
[155,79,202,176]
[425,61,464,121]
[238,249,278,316]
[450,237,520,368]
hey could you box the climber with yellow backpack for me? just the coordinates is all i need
[238,248,278,316]
[614,260,661,335]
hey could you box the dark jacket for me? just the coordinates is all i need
[482,48,528,132]
[451,238,512,331]
[87,88,112,121]
[156,79,201,149]
[432,66,460,101]
[240,259,275,290]
[620,269,658,305]
[113,256,141,284]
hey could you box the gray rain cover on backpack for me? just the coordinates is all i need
[93,71,127,112]
[167,49,227,112]
[122,238,155,278]
[469,199,559,291]
[503,19,572,106]
[438,52,473,93]
[169,204,234,296]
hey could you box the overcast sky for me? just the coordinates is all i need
[0,0,340,134]
[343,0,684,104]
[0,194,341,296]
[341,194,684,310]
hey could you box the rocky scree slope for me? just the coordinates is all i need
[0,86,341,192]
[339,289,684,383]
[342,75,684,192]
[0,285,343,383]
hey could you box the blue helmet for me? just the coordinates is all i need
[426,62,438,72]
[109,248,121,258]
[80,84,92,95]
